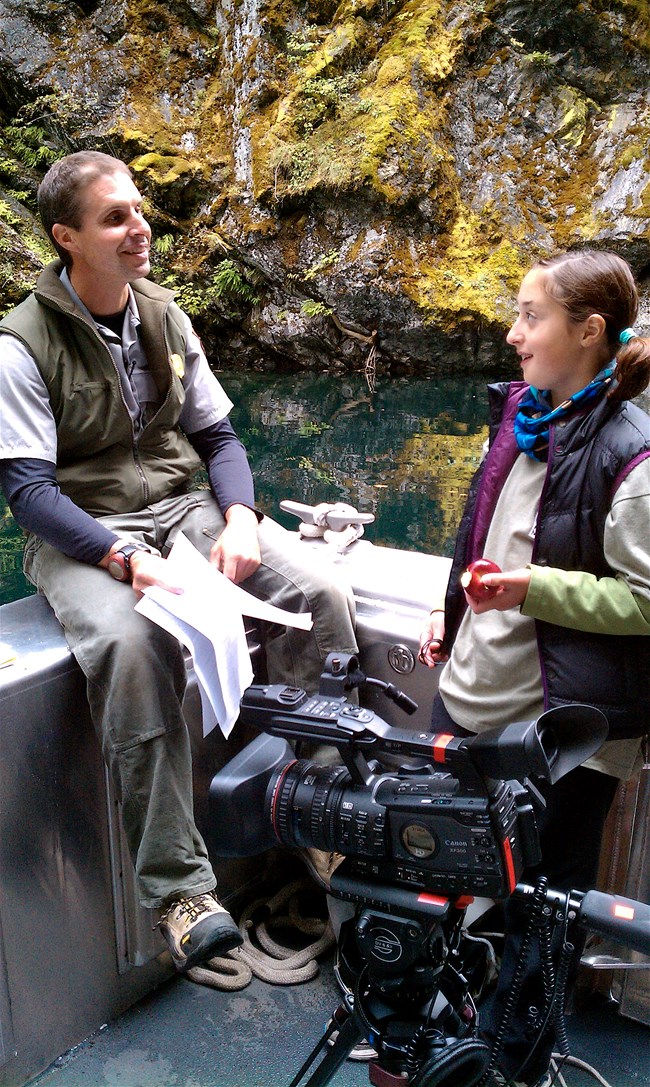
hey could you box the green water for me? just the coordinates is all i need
[0,371,489,606]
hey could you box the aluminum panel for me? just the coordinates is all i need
[613,768,650,1024]
[0,598,169,1087]
[0,910,14,1071]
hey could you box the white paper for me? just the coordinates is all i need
[134,532,312,738]
[162,532,313,631]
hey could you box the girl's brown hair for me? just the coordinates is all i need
[536,249,650,402]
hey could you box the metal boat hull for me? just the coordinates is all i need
[0,541,647,1087]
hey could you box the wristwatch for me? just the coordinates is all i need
[107,543,148,583]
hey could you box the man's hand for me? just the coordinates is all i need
[129,551,184,595]
[210,504,261,584]
[463,568,531,613]
[99,543,184,596]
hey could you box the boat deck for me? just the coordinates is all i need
[28,933,649,1087]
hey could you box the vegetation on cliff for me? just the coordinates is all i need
[0,0,649,374]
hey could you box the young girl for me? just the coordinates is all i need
[419,249,650,1086]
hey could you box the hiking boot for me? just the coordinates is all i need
[158,891,242,971]
[296,847,345,892]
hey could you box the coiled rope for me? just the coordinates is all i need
[187,879,335,992]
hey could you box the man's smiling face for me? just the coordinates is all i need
[53,170,151,311]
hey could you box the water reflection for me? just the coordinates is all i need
[226,371,488,554]
[0,372,488,606]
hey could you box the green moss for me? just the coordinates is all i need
[253,0,467,202]
[397,208,528,328]
[2,0,648,352]
[634,178,650,216]
[0,215,51,317]
[620,143,645,168]
[378,0,460,82]
[555,86,597,147]
[131,152,205,186]
[596,0,650,52]
[243,0,649,334]
[108,2,233,187]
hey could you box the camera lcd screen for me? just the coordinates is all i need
[401,823,437,859]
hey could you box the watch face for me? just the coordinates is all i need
[108,553,129,581]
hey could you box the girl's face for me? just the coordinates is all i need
[507,269,603,406]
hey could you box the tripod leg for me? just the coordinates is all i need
[288,1010,366,1087]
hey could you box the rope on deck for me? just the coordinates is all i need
[186,878,335,991]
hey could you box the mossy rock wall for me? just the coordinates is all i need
[1,0,648,374]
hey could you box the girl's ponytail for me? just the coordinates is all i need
[609,334,650,403]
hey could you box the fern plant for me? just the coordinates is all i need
[300,299,333,318]
[212,260,259,303]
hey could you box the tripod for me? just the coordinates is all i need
[287,890,492,1087]
[286,875,650,1087]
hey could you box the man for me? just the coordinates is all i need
[0,151,358,972]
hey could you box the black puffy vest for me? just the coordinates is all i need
[444,382,650,739]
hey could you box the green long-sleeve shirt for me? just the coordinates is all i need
[523,457,650,635]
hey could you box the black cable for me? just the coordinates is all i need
[535,897,558,1044]
[508,892,558,1084]
[352,964,383,1042]
[404,1024,448,1079]
[479,876,550,1085]
[550,893,574,1059]
[363,676,418,715]
[499,887,578,1087]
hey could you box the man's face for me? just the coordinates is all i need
[54,170,152,298]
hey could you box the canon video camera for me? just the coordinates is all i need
[209,652,609,905]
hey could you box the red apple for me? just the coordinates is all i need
[460,558,501,602]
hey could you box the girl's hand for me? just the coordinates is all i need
[418,610,449,668]
[463,568,531,613]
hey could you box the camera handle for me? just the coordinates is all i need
[318,652,418,716]
[513,882,650,957]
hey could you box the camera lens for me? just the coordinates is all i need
[267,759,391,864]
[269,760,352,850]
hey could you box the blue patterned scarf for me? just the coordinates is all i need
[513,366,614,460]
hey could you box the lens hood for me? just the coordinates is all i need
[209,732,293,856]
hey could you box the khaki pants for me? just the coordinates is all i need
[25,491,357,908]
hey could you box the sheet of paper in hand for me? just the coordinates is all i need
[135,532,312,737]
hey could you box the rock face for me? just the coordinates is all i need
[1,0,649,375]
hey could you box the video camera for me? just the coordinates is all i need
[210,652,609,904]
[209,654,650,1087]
